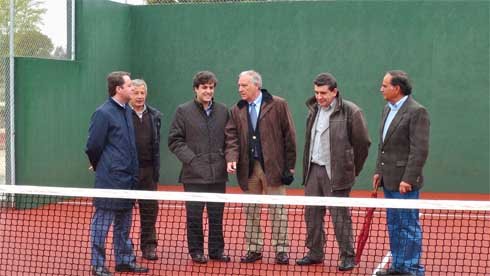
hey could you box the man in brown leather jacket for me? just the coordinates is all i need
[225,70,296,265]
[296,72,371,271]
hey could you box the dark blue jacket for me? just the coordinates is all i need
[86,98,139,210]
[144,105,161,183]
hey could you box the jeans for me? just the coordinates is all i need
[90,207,136,267]
[383,188,425,276]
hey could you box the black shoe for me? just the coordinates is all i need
[275,252,289,265]
[115,263,149,273]
[142,249,158,261]
[191,253,208,264]
[209,254,231,262]
[338,258,356,271]
[240,251,262,263]
[376,269,415,276]
[92,266,112,276]
[296,256,323,266]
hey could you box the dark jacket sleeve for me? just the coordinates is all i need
[168,106,196,164]
[351,109,371,176]
[280,101,297,170]
[402,107,430,185]
[85,110,108,170]
[224,108,240,163]
[152,109,162,182]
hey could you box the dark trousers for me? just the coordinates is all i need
[183,182,226,257]
[304,163,354,261]
[135,167,159,252]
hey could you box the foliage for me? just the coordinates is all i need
[0,0,53,57]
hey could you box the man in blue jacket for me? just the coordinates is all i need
[86,71,148,276]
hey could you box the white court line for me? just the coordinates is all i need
[372,251,391,276]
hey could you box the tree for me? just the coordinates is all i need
[0,0,53,57]
[52,46,66,59]
[0,0,45,33]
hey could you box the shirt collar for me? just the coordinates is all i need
[388,95,408,111]
[249,92,263,106]
[317,98,337,112]
[130,104,147,118]
[205,101,213,113]
[111,96,126,108]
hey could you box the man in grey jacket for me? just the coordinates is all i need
[168,71,230,264]
[296,73,371,271]
[373,70,429,276]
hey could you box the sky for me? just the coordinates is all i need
[40,0,145,50]
[40,1,67,49]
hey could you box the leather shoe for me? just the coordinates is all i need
[240,251,262,263]
[338,258,356,271]
[191,253,208,264]
[376,269,415,275]
[209,254,231,262]
[142,250,158,261]
[296,256,323,266]
[115,263,149,273]
[92,266,112,276]
[275,252,289,265]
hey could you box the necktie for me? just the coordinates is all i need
[250,103,258,130]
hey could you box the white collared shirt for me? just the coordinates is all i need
[311,98,337,178]
[382,95,408,141]
[130,104,147,119]
[248,92,263,115]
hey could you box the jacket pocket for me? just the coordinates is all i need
[396,160,407,167]
[188,153,212,180]
[344,148,355,170]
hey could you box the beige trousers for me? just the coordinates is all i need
[244,161,289,254]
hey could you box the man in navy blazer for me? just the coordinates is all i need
[373,70,430,276]
[86,71,148,276]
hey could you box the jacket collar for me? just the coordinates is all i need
[305,91,344,113]
[194,98,214,109]
[381,95,412,144]
[237,89,273,109]
[109,97,127,110]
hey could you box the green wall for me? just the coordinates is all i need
[14,1,490,193]
[15,0,131,188]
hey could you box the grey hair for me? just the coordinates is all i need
[239,70,262,88]
[132,79,147,91]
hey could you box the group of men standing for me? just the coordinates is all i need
[86,69,429,276]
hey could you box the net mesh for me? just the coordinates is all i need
[0,185,489,275]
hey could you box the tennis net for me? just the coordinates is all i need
[0,185,488,275]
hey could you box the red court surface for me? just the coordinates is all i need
[0,186,488,275]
